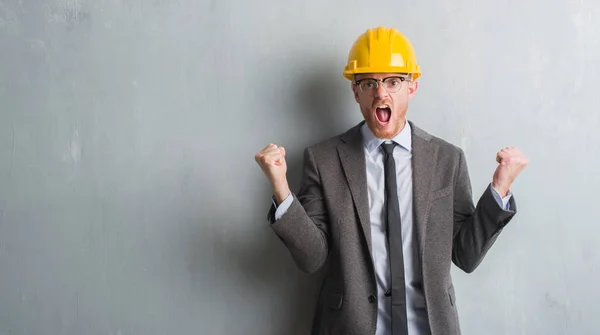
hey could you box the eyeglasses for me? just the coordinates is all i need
[354,76,411,95]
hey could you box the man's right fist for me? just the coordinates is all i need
[255,144,290,203]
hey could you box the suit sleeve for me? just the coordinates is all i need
[268,146,330,274]
[451,148,517,273]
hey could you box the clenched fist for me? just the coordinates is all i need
[255,144,291,204]
[492,146,529,197]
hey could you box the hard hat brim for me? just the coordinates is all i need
[343,66,421,81]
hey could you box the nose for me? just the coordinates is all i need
[374,83,389,100]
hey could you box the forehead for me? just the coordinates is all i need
[354,73,409,80]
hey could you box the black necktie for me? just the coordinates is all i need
[381,142,409,335]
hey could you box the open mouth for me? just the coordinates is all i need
[375,105,392,124]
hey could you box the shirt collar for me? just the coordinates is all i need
[361,120,412,154]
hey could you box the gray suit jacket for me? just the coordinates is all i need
[269,120,517,335]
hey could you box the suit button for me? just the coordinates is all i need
[368,295,376,303]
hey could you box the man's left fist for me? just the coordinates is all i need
[492,146,529,197]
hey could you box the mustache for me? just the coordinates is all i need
[371,101,393,108]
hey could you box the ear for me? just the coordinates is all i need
[352,82,360,103]
[408,81,419,99]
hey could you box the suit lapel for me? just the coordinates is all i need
[410,122,439,262]
[337,122,373,256]
[336,121,438,263]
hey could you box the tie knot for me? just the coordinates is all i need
[381,142,396,155]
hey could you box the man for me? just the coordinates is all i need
[255,26,528,335]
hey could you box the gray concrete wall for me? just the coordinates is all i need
[1,0,599,334]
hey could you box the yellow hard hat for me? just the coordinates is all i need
[343,26,421,81]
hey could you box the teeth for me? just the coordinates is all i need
[376,105,389,109]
